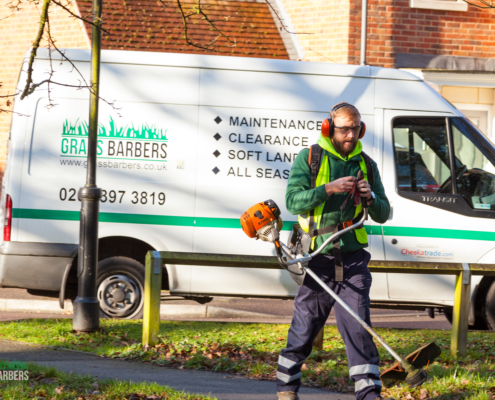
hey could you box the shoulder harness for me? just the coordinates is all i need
[307,143,375,281]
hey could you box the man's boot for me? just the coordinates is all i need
[277,391,299,400]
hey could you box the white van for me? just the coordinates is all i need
[3,49,495,329]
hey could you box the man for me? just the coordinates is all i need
[276,102,390,400]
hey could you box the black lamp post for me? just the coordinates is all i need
[73,0,103,332]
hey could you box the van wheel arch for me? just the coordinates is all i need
[479,276,495,331]
[444,277,495,331]
[65,236,169,302]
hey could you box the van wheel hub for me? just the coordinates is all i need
[98,274,141,317]
[112,289,126,302]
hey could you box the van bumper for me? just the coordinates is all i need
[0,242,77,291]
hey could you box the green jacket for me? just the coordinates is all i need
[286,136,390,255]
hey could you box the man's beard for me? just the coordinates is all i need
[331,137,358,157]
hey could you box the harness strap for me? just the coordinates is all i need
[361,151,375,186]
[305,145,372,282]
[309,210,364,238]
[308,144,324,238]
[332,226,343,282]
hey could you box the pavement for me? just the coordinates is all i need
[0,288,451,399]
[0,288,452,330]
[0,338,353,400]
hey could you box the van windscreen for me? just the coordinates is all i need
[451,117,495,210]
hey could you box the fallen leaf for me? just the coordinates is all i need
[40,377,57,384]
[301,364,307,371]
[129,393,146,400]
[55,386,64,394]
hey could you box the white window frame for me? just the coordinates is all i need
[453,103,493,141]
[409,0,468,12]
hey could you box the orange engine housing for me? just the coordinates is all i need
[240,200,281,238]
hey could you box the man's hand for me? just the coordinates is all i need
[324,176,356,196]
[357,179,373,202]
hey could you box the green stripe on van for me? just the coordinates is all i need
[16,208,465,239]
[382,226,495,241]
[12,208,298,230]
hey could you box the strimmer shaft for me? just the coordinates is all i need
[304,267,403,364]
[278,206,405,366]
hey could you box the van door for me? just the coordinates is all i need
[368,110,388,302]
[382,110,495,304]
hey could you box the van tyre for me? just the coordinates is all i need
[97,257,145,319]
[483,280,495,331]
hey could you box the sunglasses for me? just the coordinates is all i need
[334,125,362,134]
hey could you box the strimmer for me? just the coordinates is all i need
[240,189,441,389]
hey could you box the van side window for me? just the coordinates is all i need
[392,117,451,194]
[452,118,495,210]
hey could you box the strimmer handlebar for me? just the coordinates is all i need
[281,208,368,266]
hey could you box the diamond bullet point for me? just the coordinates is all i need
[214,133,221,141]
[214,116,222,124]
[212,167,220,175]
[213,150,220,158]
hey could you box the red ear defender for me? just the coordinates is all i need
[321,118,331,137]
[359,122,366,139]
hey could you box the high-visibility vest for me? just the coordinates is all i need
[298,152,369,250]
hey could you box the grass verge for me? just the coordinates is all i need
[0,319,494,399]
[0,362,214,399]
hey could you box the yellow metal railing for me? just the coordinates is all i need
[142,251,162,348]
[143,251,495,357]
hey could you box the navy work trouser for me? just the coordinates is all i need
[276,249,381,400]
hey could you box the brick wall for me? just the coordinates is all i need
[0,1,88,187]
[279,0,352,63]
[349,0,495,67]
[280,0,495,68]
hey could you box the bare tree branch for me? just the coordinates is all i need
[194,0,236,46]
[463,0,494,7]
[0,13,15,21]
[8,0,308,115]
[308,47,336,63]
[6,0,23,12]
[20,0,50,100]
[43,9,121,114]
[264,0,312,35]
[51,0,111,35]
[156,0,236,50]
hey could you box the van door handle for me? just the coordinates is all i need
[388,206,393,221]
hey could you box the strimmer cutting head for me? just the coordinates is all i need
[240,199,283,242]
[380,342,442,388]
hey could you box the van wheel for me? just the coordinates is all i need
[443,307,488,331]
[97,257,144,319]
[443,308,453,324]
[483,280,495,331]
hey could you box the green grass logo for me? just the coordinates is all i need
[62,116,168,141]
[0,361,28,370]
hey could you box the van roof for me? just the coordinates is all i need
[34,48,423,82]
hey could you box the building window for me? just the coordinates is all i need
[409,0,468,12]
